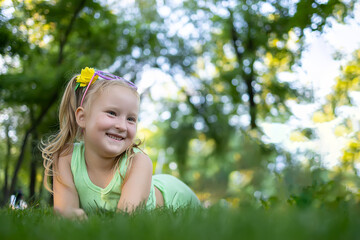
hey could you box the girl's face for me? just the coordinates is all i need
[80,85,139,159]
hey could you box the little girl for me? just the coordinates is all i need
[42,67,200,219]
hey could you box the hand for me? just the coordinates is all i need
[54,207,88,220]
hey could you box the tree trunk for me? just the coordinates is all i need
[244,60,257,129]
[8,0,87,199]
[37,169,44,200]
[229,10,257,129]
[1,122,11,206]
[29,129,39,204]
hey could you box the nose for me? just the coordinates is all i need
[115,117,127,131]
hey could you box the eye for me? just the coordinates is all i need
[127,116,137,123]
[107,111,117,116]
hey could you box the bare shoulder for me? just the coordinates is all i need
[53,144,80,214]
[58,144,74,165]
[54,144,76,189]
[131,152,153,172]
[55,145,74,179]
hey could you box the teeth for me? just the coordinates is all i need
[107,134,123,141]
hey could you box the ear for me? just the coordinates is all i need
[75,107,86,128]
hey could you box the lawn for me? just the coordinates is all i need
[1,205,359,240]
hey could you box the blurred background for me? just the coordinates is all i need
[0,0,359,209]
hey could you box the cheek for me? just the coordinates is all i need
[128,125,137,138]
[97,114,112,125]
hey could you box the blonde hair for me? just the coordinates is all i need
[41,74,142,193]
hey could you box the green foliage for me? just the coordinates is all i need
[0,0,197,203]
[0,19,27,57]
[289,48,360,212]
[156,0,357,179]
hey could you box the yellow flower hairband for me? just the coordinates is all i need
[74,67,98,91]
[75,67,137,106]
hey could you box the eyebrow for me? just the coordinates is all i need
[129,112,138,118]
[106,105,138,116]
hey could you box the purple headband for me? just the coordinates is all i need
[77,70,137,107]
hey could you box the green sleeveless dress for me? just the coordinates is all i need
[71,142,200,213]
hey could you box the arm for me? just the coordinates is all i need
[117,152,153,213]
[53,148,87,220]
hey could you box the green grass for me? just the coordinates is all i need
[1,205,360,240]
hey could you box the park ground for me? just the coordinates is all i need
[1,204,360,240]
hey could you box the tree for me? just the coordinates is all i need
[154,0,356,179]
[1,0,137,203]
[268,48,360,209]
[313,49,360,174]
[0,0,197,204]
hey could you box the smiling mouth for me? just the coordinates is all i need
[106,133,124,141]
